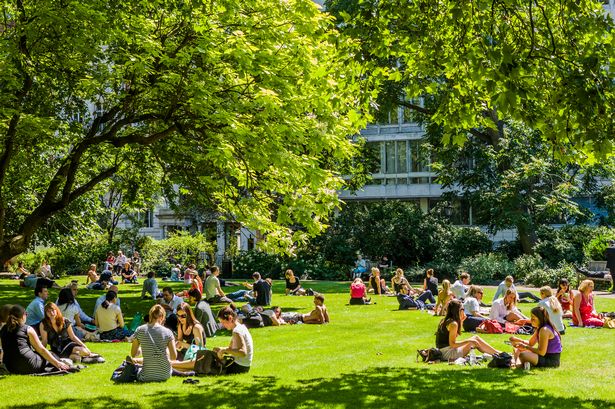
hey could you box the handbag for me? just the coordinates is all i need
[111,361,140,383]
[416,348,443,363]
[194,350,233,376]
[478,320,503,334]
[184,340,207,361]
[488,352,512,368]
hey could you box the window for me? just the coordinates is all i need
[410,140,430,172]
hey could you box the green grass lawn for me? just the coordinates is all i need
[1,278,615,409]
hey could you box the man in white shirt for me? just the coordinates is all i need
[451,272,470,300]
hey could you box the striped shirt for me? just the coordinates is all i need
[134,323,174,382]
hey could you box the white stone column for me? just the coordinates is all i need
[216,221,226,266]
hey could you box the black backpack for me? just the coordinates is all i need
[488,352,513,368]
[417,348,443,363]
[241,311,264,329]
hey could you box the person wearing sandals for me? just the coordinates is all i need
[0,304,70,374]
[131,304,177,382]
[435,299,500,362]
[176,303,206,360]
[40,303,102,363]
[95,291,132,341]
[510,306,562,368]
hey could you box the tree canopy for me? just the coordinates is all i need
[327,0,615,160]
[0,0,370,263]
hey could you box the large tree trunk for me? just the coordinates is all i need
[516,216,537,255]
[0,234,31,267]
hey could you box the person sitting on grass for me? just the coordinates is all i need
[462,285,489,332]
[130,304,177,382]
[367,267,391,295]
[493,275,541,303]
[0,304,70,374]
[172,306,254,375]
[204,266,233,304]
[423,268,439,298]
[285,269,307,296]
[510,306,562,369]
[302,294,330,324]
[572,279,604,327]
[94,285,121,315]
[40,303,100,363]
[435,279,454,316]
[95,291,132,341]
[349,278,371,305]
[391,268,412,294]
[175,303,206,360]
[489,289,530,326]
[538,286,565,334]
[450,272,470,301]
[25,284,49,332]
[396,282,436,310]
[85,264,99,286]
[120,262,138,284]
[57,287,89,340]
[158,286,184,332]
[188,289,218,338]
[176,270,203,299]
[0,304,12,363]
[141,271,161,300]
[435,299,500,362]
[556,278,573,319]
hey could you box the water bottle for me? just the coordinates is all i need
[469,347,476,365]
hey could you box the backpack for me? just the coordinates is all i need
[488,352,513,368]
[193,350,229,376]
[478,320,503,334]
[241,311,264,329]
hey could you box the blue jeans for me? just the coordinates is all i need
[226,290,255,303]
[418,290,435,304]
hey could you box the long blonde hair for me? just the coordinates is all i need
[438,279,451,300]
[540,286,561,314]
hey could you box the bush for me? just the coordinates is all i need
[584,228,615,261]
[534,226,579,267]
[13,248,57,274]
[140,232,214,277]
[494,240,524,260]
[513,254,546,283]
[458,253,515,284]
[522,262,577,288]
[422,260,459,282]
[232,250,282,279]
[435,227,492,264]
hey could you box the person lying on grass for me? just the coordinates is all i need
[435,299,500,362]
[510,306,562,369]
[0,304,70,374]
[40,303,102,364]
[172,306,253,375]
[489,289,530,326]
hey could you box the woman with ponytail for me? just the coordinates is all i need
[510,306,563,368]
[95,291,132,341]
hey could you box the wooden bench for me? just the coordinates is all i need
[576,261,613,290]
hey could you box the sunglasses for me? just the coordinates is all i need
[177,314,187,318]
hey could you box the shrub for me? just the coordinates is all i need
[522,262,577,288]
[435,227,492,264]
[232,250,282,279]
[140,232,214,277]
[584,228,615,261]
[422,260,459,283]
[513,254,546,283]
[458,253,515,284]
[494,240,524,260]
[534,226,579,267]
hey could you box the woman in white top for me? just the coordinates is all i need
[214,306,253,374]
[95,291,132,341]
[489,289,530,325]
[462,285,488,331]
[538,286,565,334]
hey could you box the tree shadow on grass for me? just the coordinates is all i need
[8,366,613,409]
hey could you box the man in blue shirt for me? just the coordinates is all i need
[93,285,121,316]
[25,285,48,330]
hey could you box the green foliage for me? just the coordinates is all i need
[232,250,283,279]
[513,254,546,282]
[0,0,373,262]
[140,232,213,277]
[13,248,57,274]
[232,250,348,280]
[458,253,516,284]
[435,226,492,264]
[522,262,577,288]
[584,228,615,261]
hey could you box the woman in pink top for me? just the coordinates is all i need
[349,278,372,305]
[572,280,604,327]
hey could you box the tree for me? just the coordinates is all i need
[0,0,371,263]
[327,0,615,159]
[327,0,615,253]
